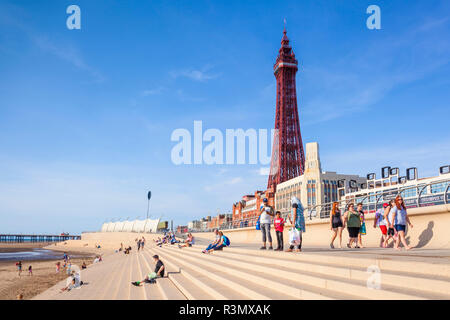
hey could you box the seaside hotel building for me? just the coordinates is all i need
[231,142,366,228]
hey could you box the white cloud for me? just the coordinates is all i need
[258,167,270,176]
[142,86,165,96]
[170,65,219,82]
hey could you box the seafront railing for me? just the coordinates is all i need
[186,178,450,233]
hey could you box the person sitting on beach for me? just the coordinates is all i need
[56,262,61,273]
[61,272,83,292]
[16,261,22,277]
[178,233,195,249]
[203,231,230,254]
[202,229,220,253]
[131,255,165,287]
[82,262,87,269]
[170,233,179,245]
[28,265,33,276]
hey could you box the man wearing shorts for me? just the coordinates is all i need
[374,203,388,247]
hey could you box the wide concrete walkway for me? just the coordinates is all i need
[34,242,450,300]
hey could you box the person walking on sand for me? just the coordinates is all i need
[391,196,413,250]
[56,262,61,273]
[137,238,142,251]
[28,265,33,276]
[357,203,366,248]
[259,198,274,250]
[16,261,22,276]
[374,203,389,247]
[344,203,361,248]
[330,202,344,249]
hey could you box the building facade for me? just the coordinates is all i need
[275,142,366,219]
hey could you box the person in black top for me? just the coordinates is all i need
[131,255,165,286]
[330,202,344,249]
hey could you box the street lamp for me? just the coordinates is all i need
[147,191,152,219]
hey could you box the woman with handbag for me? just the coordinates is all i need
[286,198,306,252]
[344,203,361,248]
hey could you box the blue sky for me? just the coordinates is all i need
[0,0,449,234]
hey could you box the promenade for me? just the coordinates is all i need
[34,237,450,300]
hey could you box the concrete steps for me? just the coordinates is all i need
[111,252,135,300]
[34,242,450,300]
[148,247,245,299]
[170,245,450,300]
[160,246,354,299]
[155,246,338,299]
[137,251,170,300]
[188,246,450,298]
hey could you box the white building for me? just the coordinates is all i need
[275,142,367,217]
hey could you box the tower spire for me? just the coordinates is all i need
[267,27,305,191]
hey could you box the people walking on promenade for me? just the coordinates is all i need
[374,203,389,247]
[383,199,397,247]
[274,211,285,251]
[344,203,361,248]
[286,197,306,252]
[391,196,414,250]
[357,203,366,248]
[202,229,220,253]
[330,202,344,249]
[259,198,274,250]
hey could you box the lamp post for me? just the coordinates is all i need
[147,191,152,219]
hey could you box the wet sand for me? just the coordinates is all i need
[0,243,96,300]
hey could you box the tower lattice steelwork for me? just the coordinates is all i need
[267,28,305,191]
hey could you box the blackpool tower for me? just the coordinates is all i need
[267,27,305,191]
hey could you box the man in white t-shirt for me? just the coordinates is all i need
[259,198,274,250]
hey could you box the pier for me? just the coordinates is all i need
[0,234,81,243]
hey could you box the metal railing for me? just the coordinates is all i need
[190,178,450,232]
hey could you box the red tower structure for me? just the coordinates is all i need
[267,28,305,191]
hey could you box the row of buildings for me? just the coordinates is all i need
[181,141,449,233]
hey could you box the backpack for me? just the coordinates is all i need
[223,236,230,246]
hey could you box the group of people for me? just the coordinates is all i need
[15,261,32,277]
[256,195,413,252]
[329,195,413,250]
[202,229,231,253]
[257,197,306,252]
[136,237,146,251]
[154,232,179,247]
[178,233,195,248]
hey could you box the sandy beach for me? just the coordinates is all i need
[0,243,97,300]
